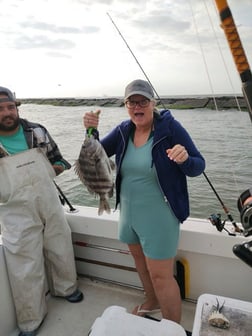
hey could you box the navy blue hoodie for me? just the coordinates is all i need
[101,110,205,223]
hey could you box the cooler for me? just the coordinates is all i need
[88,305,187,336]
[192,293,252,335]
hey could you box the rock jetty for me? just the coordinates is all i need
[19,96,247,110]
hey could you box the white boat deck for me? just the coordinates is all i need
[2,206,252,335]
[29,277,196,336]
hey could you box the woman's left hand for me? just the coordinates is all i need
[166,145,188,164]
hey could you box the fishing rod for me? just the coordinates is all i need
[214,0,252,122]
[214,1,252,267]
[107,11,242,233]
[107,12,165,110]
[54,181,77,212]
[204,172,241,233]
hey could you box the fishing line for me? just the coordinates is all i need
[200,0,244,203]
[200,0,244,229]
[207,0,241,111]
[214,0,252,120]
[107,11,241,233]
[188,0,218,111]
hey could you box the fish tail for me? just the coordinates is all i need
[98,198,111,216]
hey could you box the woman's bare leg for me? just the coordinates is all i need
[128,243,159,314]
[129,243,181,322]
[146,257,181,322]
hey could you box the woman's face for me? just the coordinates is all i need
[125,94,155,129]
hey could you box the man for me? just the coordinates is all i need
[0,86,83,336]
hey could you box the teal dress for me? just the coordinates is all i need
[119,135,179,260]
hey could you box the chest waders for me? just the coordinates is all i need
[0,148,77,332]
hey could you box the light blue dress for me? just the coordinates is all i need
[119,136,180,260]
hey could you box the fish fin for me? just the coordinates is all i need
[73,160,80,175]
[98,198,111,216]
[109,159,116,170]
[108,186,114,198]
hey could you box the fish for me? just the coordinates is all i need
[208,298,230,329]
[74,133,115,215]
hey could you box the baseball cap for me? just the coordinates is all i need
[0,86,21,106]
[124,79,154,100]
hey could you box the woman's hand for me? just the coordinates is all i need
[83,110,100,129]
[166,144,188,164]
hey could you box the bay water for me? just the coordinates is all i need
[19,103,252,224]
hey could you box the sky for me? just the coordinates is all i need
[1,0,252,98]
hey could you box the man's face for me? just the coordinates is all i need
[0,94,19,132]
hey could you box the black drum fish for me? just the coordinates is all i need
[74,134,115,215]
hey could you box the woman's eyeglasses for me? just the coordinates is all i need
[125,99,150,109]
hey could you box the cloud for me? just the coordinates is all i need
[0,0,252,97]
[13,34,75,50]
[2,14,100,53]
[74,0,113,4]
[19,20,99,34]
[132,14,190,35]
[46,51,72,59]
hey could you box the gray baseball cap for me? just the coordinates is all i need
[124,79,154,100]
[0,86,21,105]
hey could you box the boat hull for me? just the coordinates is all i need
[66,206,252,302]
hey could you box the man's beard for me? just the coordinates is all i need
[0,115,20,131]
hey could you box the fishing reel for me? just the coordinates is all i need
[209,213,224,231]
[208,213,236,236]
[237,189,252,237]
[232,189,252,268]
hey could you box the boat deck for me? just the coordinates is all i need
[30,276,196,336]
[3,206,251,335]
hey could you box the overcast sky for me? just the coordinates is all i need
[1,0,252,98]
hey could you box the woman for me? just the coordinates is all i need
[83,79,205,323]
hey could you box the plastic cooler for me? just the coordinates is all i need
[192,293,252,336]
[88,305,187,336]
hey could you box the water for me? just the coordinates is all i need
[19,103,252,223]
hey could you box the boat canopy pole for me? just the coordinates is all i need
[107,12,241,233]
[214,0,252,122]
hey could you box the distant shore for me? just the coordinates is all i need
[19,96,247,110]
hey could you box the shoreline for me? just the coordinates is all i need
[19,96,247,110]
